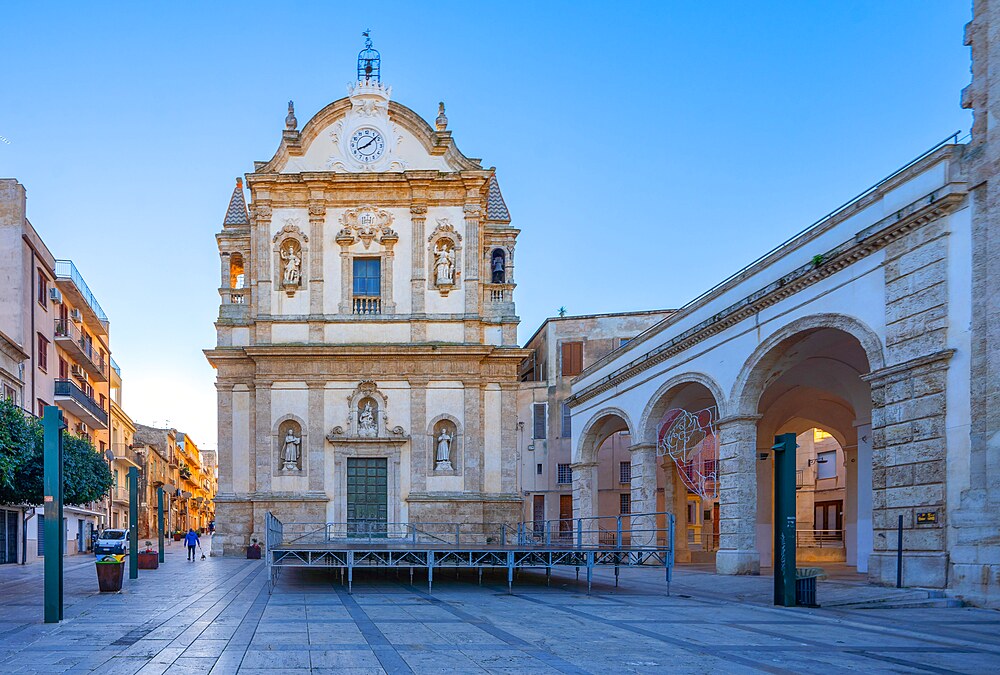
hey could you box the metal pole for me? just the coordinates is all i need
[157,487,165,563]
[896,514,903,588]
[128,467,138,579]
[43,406,64,624]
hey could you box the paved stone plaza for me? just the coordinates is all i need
[0,539,997,674]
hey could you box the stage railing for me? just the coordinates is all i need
[517,511,675,549]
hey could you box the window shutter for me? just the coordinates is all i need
[561,402,572,438]
[532,403,546,439]
[561,342,583,377]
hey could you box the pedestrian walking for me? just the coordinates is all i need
[184,528,200,561]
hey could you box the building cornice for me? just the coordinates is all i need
[569,187,966,408]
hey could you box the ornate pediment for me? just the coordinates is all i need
[338,206,397,249]
[427,217,462,243]
[271,218,309,244]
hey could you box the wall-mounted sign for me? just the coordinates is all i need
[917,511,937,524]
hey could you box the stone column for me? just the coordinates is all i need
[629,443,658,514]
[254,204,272,317]
[499,383,519,493]
[571,461,598,544]
[216,382,234,494]
[307,202,325,340]
[462,203,481,341]
[715,415,761,575]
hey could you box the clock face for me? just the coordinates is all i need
[349,127,386,163]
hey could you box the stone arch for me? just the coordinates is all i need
[427,413,463,475]
[272,414,307,474]
[729,313,885,417]
[637,372,728,446]
[575,406,635,465]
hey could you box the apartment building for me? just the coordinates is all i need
[517,310,673,529]
[1,178,116,562]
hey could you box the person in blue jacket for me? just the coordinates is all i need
[184,529,200,561]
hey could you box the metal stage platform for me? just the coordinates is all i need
[264,512,675,594]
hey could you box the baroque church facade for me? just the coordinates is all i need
[207,43,526,555]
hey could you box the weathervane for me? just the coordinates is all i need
[357,29,381,83]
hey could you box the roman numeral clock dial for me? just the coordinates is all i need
[348,127,386,164]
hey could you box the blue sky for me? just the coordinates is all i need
[0,2,972,448]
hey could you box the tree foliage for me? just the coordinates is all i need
[0,400,113,506]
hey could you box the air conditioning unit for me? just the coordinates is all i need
[69,309,82,323]
[70,364,86,379]
[49,287,63,304]
[76,422,89,435]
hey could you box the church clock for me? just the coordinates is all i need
[349,127,386,163]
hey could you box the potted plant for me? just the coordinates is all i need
[138,541,159,569]
[172,529,182,542]
[246,537,262,560]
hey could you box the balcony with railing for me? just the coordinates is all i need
[352,296,381,315]
[53,319,109,381]
[112,443,141,468]
[483,284,513,305]
[55,260,109,336]
[54,378,108,429]
[111,485,130,505]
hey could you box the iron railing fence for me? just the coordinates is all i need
[519,512,675,549]
[796,529,845,548]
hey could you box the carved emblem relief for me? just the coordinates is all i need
[427,218,463,295]
[337,206,397,250]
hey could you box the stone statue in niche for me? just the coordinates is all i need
[281,426,301,470]
[280,241,302,288]
[435,427,453,471]
[358,401,377,437]
[434,243,455,286]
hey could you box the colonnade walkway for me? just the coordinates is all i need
[0,541,997,674]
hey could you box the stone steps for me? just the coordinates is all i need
[825,588,965,609]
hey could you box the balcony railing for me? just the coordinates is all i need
[55,260,109,334]
[352,296,381,315]
[111,486,129,504]
[53,378,108,428]
[53,319,109,380]
[111,443,141,467]
[484,284,512,304]
[796,529,844,548]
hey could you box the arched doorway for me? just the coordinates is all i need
[735,320,878,574]
[640,378,724,563]
[573,410,633,538]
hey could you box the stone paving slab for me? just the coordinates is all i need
[1,540,998,673]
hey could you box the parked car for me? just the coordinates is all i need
[94,529,128,555]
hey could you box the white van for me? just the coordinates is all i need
[94,529,128,555]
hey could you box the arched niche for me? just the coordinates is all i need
[273,415,306,474]
[490,248,506,284]
[271,219,309,297]
[428,414,462,475]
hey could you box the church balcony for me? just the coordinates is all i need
[484,284,514,304]
[219,287,250,322]
[352,296,381,315]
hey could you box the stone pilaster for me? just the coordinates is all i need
[307,382,324,492]
[410,205,427,316]
[409,380,428,492]
[307,202,325,340]
[500,383,519,493]
[337,242,351,314]
[253,203,272,320]
[715,414,761,575]
[216,382,234,494]
[254,382,273,494]
[463,384,483,491]
[864,350,953,588]
[463,203,481,341]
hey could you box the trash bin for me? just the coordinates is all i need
[95,555,125,592]
[795,567,826,607]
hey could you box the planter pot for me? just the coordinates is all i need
[138,552,159,569]
[96,561,124,592]
[173,534,182,541]
[246,545,261,560]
